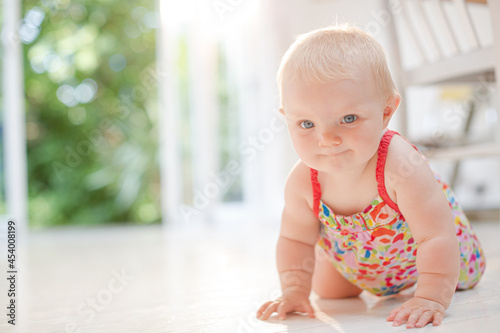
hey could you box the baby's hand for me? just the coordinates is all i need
[256,290,315,321]
[387,297,446,328]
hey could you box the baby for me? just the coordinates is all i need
[256,24,485,328]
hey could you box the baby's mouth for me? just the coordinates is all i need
[326,148,347,156]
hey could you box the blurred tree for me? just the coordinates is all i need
[23,0,160,228]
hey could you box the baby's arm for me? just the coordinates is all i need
[385,136,460,328]
[257,161,320,320]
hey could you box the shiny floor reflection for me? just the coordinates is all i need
[0,219,498,332]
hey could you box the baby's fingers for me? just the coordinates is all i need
[410,310,443,328]
[302,301,315,318]
[391,309,444,328]
[406,309,427,328]
[256,301,273,318]
[390,307,412,327]
[277,302,294,320]
[257,301,280,320]
[431,311,444,326]
[411,310,436,328]
[386,306,402,322]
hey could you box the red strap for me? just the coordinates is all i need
[311,129,415,216]
[376,130,400,211]
[310,168,322,217]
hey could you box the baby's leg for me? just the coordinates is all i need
[312,245,363,299]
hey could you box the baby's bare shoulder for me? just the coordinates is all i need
[284,160,314,208]
[281,161,319,239]
[384,134,439,197]
[384,135,427,176]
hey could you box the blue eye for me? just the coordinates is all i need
[342,115,357,124]
[300,120,315,129]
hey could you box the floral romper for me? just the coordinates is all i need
[312,130,486,296]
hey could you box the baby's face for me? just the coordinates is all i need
[280,68,394,174]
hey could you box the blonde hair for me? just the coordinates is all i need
[277,24,399,106]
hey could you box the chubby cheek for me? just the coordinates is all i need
[290,135,318,162]
[354,131,381,159]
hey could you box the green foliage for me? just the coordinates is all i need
[23,0,160,228]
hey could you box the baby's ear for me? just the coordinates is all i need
[383,94,401,127]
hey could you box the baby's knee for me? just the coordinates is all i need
[312,262,363,299]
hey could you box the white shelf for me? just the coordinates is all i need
[423,142,500,161]
[405,47,496,86]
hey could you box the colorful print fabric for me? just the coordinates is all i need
[314,130,486,296]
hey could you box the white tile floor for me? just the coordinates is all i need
[0,219,499,333]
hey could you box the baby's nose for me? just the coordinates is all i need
[319,131,342,147]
